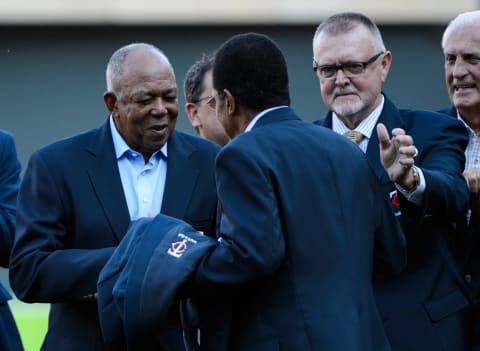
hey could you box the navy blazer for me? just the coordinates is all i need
[438,105,476,262]
[189,107,406,350]
[0,130,23,351]
[439,105,480,349]
[9,119,220,351]
[317,95,472,350]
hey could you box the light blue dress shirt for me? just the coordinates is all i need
[109,117,167,220]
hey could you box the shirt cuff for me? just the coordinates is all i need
[395,166,425,206]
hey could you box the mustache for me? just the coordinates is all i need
[333,88,356,96]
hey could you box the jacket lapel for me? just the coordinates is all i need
[364,123,387,183]
[161,131,199,219]
[321,95,405,185]
[86,120,131,243]
[320,113,333,129]
[366,95,406,185]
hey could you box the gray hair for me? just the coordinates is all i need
[183,53,214,103]
[313,12,386,52]
[105,43,169,93]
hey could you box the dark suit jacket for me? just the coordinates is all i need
[189,107,406,350]
[317,95,472,351]
[0,130,23,351]
[9,119,220,351]
[438,105,479,271]
[98,214,217,351]
[439,105,480,349]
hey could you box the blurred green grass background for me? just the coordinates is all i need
[10,300,48,351]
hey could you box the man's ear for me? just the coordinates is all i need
[185,103,201,128]
[380,51,392,83]
[224,89,235,115]
[104,91,117,113]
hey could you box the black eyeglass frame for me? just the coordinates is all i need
[313,51,385,79]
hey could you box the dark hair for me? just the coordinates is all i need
[183,53,214,103]
[213,32,290,111]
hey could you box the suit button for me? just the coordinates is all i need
[465,274,472,283]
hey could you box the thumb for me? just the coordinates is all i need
[376,123,391,150]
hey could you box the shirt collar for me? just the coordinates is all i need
[456,112,478,137]
[109,115,168,160]
[332,95,384,138]
[245,106,289,132]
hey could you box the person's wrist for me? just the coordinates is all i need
[402,166,420,192]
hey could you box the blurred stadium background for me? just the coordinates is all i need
[1,0,478,349]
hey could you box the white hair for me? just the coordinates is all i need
[442,11,480,49]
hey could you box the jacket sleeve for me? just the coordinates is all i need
[192,146,286,293]
[401,116,469,222]
[9,150,115,303]
[0,132,20,268]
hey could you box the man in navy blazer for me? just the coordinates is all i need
[181,32,406,350]
[313,12,471,350]
[0,130,23,351]
[9,43,219,350]
[440,11,480,348]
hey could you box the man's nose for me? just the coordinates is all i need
[334,68,350,85]
[151,98,168,114]
[453,59,469,78]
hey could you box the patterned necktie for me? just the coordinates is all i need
[343,130,365,144]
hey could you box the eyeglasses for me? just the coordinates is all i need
[196,91,224,110]
[206,96,216,109]
[313,52,384,80]
[194,95,216,109]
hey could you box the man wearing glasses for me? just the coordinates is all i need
[184,54,230,146]
[314,12,472,351]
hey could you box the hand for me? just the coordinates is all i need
[377,123,418,190]
[464,169,480,219]
[463,168,480,194]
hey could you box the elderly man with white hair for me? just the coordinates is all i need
[440,10,480,349]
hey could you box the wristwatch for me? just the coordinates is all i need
[405,166,420,192]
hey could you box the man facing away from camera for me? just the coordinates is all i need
[175,32,406,350]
